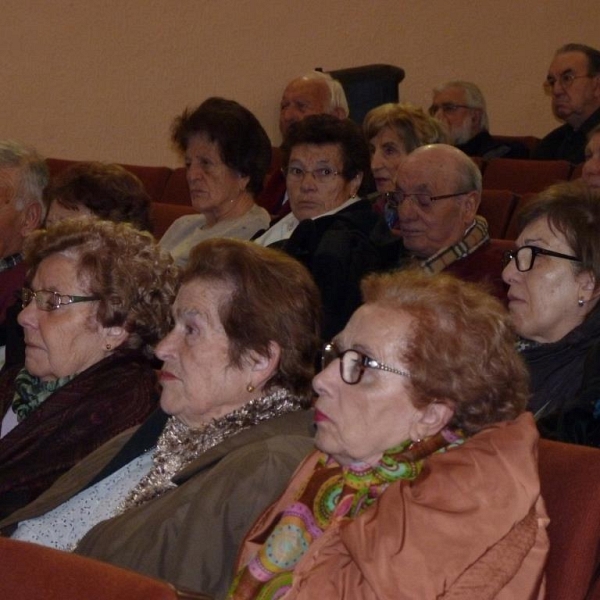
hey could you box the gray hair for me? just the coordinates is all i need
[434,81,490,131]
[0,140,48,214]
[301,71,349,117]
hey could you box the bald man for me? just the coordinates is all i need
[392,144,507,299]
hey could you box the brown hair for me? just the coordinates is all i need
[24,217,179,357]
[45,162,152,231]
[361,269,529,435]
[363,102,449,152]
[183,238,321,397]
[518,181,600,291]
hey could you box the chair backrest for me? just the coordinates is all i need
[571,163,584,181]
[493,134,541,156]
[538,439,600,600]
[504,192,537,240]
[482,158,572,194]
[0,537,212,600]
[150,201,197,239]
[161,167,192,206]
[478,189,519,239]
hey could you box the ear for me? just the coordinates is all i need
[409,401,454,441]
[462,190,480,224]
[238,173,250,194]
[246,341,282,390]
[20,202,42,237]
[101,325,129,351]
[349,172,363,197]
[577,269,599,302]
[330,106,347,120]
[471,108,483,130]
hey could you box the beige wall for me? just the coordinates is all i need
[2,0,599,166]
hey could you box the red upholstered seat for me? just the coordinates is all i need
[119,163,172,203]
[538,439,600,600]
[482,158,572,194]
[571,163,584,181]
[161,168,191,206]
[504,192,538,240]
[0,537,212,600]
[478,189,519,239]
[150,201,197,239]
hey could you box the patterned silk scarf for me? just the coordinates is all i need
[229,428,464,599]
[11,368,74,422]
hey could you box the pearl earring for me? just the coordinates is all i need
[578,298,585,307]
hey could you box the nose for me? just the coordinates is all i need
[371,147,384,172]
[501,254,520,285]
[312,357,339,397]
[154,329,178,362]
[186,162,205,185]
[17,300,38,329]
[396,194,418,221]
[299,171,319,191]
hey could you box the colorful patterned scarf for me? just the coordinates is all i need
[229,428,464,599]
[11,368,74,422]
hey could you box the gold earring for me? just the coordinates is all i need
[246,383,255,393]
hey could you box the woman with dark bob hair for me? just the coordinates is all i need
[44,161,152,231]
[0,218,177,518]
[2,238,321,600]
[160,97,272,267]
[255,113,396,340]
[229,270,549,599]
[502,180,600,446]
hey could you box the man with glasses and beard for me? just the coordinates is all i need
[430,81,528,159]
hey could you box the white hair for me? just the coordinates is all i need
[300,71,349,117]
[434,81,490,131]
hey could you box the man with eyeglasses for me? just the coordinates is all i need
[430,81,528,160]
[532,43,600,163]
[391,143,508,300]
[0,142,48,369]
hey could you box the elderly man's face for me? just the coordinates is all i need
[0,166,35,259]
[279,79,331,137]
[394,150,478,259]
[430,87,480,145]
[546,51,600,129]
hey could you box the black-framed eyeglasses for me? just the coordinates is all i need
[20,288,101,312]
[543,72,592,94]
[321,342,410,385]
[502,245,581,272]
[428,102,475,116]
[385,190,471,212]
[283,166,341,184]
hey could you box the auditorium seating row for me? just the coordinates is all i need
[46,155,582,241]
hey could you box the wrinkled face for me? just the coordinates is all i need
[369,126,408,193]
[546,52,600,128]
[313,304,427,466]
[430,87,479,144]
[0,166,29,258]
[184,134,248,224]
[45,200,94,227]
[583,132,600,189]
[394,150,477,259]
[18,253,109,381]
[286,143,360,221]
[502,216,593,343]
[155,279,254,428]
[279,79,331,137]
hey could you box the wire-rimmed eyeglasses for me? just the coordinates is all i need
[385,190,471,212]
[283,166,341,184]
[20,288,101,312]
[502,245,581,272]
[321,342,411,385]
[428,102,475,116]
[543,72,592,95]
